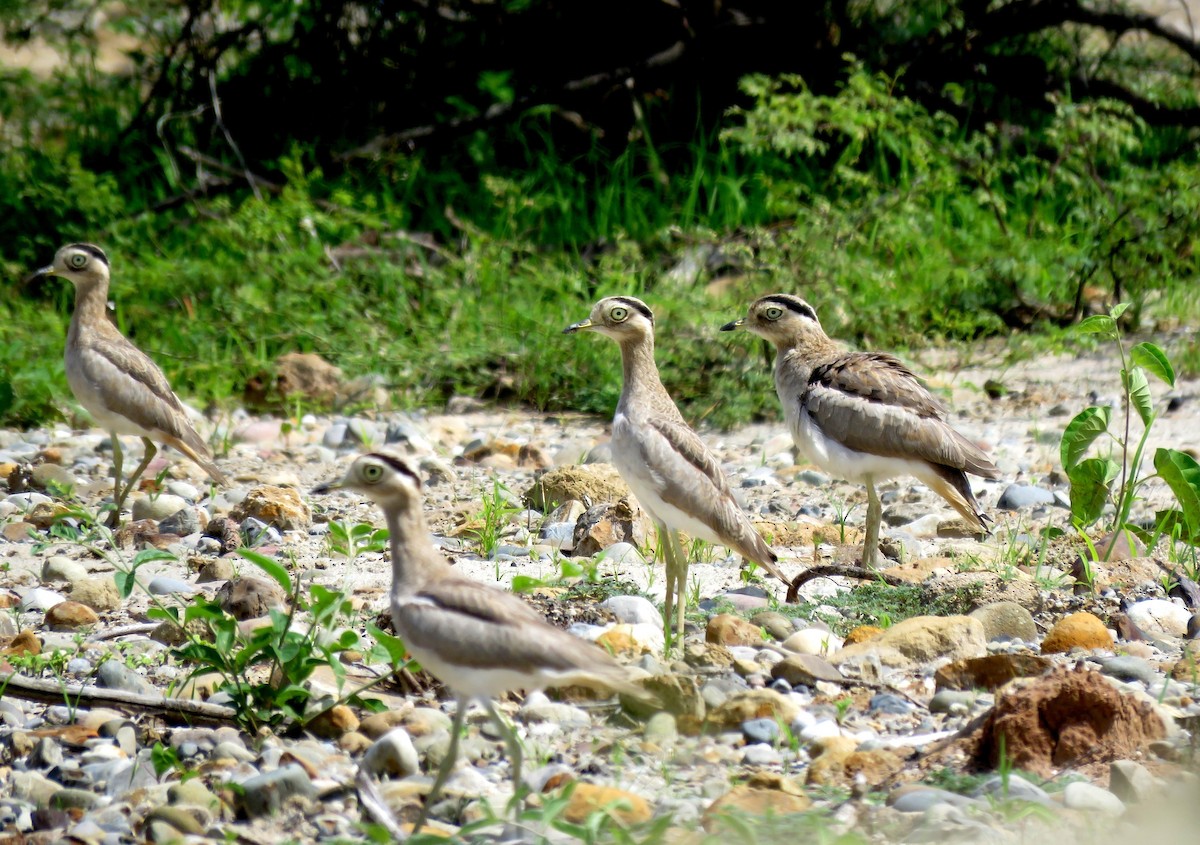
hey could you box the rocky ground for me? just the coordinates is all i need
[1,341,1200,844]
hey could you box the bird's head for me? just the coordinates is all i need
[313,452,423,510]
[721,294,824,347]
[38,243,111,290]
[564,296,655,343]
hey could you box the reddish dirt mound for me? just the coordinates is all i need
[975,664,1167,777]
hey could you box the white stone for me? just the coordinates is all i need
[131,494,190,522]
[597,542,646,568]
[19,588,66,612]
[799,719,842,742]
[1062,781,1125,815]
[1126,598,1191,637]
[41,556,88,585]
[600,595,662,627]
[362,728,420,778]
[782,627,843,657]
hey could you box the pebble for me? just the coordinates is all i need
[1109,759,1158,803]
[237,765,317,817]
[96,661,157,696]
[158,507,202,536]
[741,718,780,745]
[1095,655,1159,686]
[41,556,88,584]
[600,595,662,626]
[996,483,1056,510]
[1126,598,1192,637]
[19,587,65,611]
[146,576,199,596]
[1062,780,1125,815]
[131,494,190,522]
[362,728,420,778]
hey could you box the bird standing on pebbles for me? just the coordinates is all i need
[722,293,1001,568]
[565,296,790,645]
[314,453,646,836]
[39,243,226,526]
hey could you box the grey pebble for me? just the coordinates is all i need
[1062,781,1125,815]
[996,483,1056,510]
[132,494,189,522]
[146,577,198,596]
[929,690,978,714]
[891,787,979,812]
[237,765,317,817]
[158,507,201,536]
[869,693,912,715]
[741,718,780,745]
[96,662,156,696]
[1095,655,1159,686]
[973,773,1051,804]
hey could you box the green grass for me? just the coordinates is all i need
[777,581,984,635]
[3,67,1198,431]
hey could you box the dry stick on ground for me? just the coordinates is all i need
[786,565,912,604]
[0,673,238,727]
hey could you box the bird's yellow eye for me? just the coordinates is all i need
[361,463,384,483]
[764,306,784,321]
[609,306,629,322]
[69,253,87,269]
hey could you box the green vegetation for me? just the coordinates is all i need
[780,580,984,634]
[1,2,1197,430]
[1060,305,1200,581]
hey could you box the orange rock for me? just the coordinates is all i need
[306,704,359,739]
[703,785,812,831]
[706,614,761,647]
[1,629,40,656]
[843,625,883,645]
[597,625,648,657]
[44,601,100,630]
[1041,612,1112,654]
[562,783,652,825]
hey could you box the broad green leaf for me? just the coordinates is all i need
[132,548,176,566]
[1068,457,1119,527]
[1060,406,1110,471]
[510,575,544,593]
[1150,509,1197,545]
[1109,302,1130,320]
[1075,314,1117,338]
[113,570,138,599]
[1130,342,1175,387]
[366,623,409,666]
[1123,366,1153,426]
[1154,448,1200,539]
[237,548,292,594]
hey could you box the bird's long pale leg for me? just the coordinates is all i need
[412,695,469,836]
[666,529,689,641]
[117,437,158,514]
[863,481,882,569]
[105,435,125,528]
[657,522,677,650]
[483,699,525,820]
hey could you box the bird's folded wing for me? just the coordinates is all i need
[396,580,618,674]
[641,418,784,577]
[806,353,999,477]
[80,336,213,457]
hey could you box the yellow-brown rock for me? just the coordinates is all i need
[1041,612,1113,654]
[703,785,812,832]
[44,601,100,630]
[843,625,884,645]
[706,614,761,647]
[706,689,799,729]
[230,485,311,531]
[1,629,40,657]
[306,704,359,739]
[562,784,652,825]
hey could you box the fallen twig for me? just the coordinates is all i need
[0,672,239,726]
[786,565,911,603]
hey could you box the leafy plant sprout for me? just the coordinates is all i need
[1060,303,1200,581]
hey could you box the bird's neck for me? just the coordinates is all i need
[383,502,444,594]
[617,334,673,412]
[777,331,840,376]
[69,282,110,343]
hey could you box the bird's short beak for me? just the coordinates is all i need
[312,478,344,495]
[563,318,593,334]
[720,318,744,332]
[37,265,56,278]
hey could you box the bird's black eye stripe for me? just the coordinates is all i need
[612,296,654,323]
[367,452,422,488]
[66,243,109,267]
[761,295,817,322]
